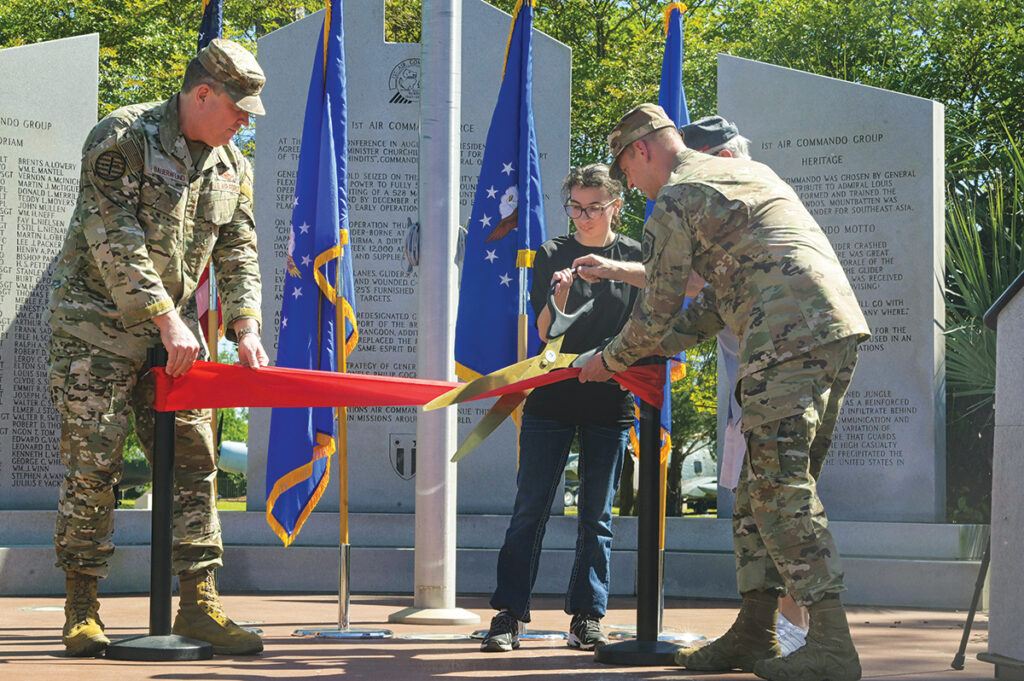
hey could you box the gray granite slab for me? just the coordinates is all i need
[994,293,1024,427]
[989,290,1024,662]
[717,55,946,522]
[989,424,1024,659]
[0,35,99,509]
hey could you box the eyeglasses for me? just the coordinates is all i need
[563,199,618,220]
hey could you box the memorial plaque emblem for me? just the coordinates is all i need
[389,433,416,480]
[388,58,420,104]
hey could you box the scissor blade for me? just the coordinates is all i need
[424,336,572,410]
[450,391,528,462]
[423,362,533,410]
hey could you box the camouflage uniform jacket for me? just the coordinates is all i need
[603,149,869,379]
[46,94,262,361]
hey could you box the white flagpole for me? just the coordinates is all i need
[388,0,478,628]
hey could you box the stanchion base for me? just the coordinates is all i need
[469,628,567,641]
[594,638,680,666]
[293,626,393,639]
[396,632,473,641]
[607,626,705,645]
[105,634,213,661]
[387,606,480,626]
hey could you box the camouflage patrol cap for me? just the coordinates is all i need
[681,115,739,152]
[197,38,266,116]
[607,103,677,181]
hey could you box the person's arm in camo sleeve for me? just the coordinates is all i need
[79,131,175,326]
[78,129,200,376]
[601,192,694,372]
[210,154,268,368]
[656,286,725,357]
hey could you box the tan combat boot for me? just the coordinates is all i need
[675,589,782,671]
[753,596,861,681]
[172,568,263,654]
[62,572,109,657]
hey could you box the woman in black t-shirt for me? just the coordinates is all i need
[481,164,641,653]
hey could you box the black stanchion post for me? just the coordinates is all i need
[596,360,681,666]
[149,345,174,637]
[635,396,660,643]
[951,536,991,669]
[106,346,213,661]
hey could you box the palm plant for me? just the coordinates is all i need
[943,128,1023,522]
[944,129,1024,416]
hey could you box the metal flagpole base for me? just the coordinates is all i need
[106,634,213,661]
[594,638,681,666]
[387,607,480,626]
[293,626,393,639]
[292,544,393,639]
[607,625,705,645]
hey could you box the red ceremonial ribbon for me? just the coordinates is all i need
[152,361,665,411]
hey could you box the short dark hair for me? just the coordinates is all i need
[561,163,623,228]
[182,57,224,94]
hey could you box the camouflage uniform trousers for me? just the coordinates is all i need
[732,336,859,606]
[48,330,222,578]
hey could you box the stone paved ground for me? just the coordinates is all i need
[0,593,992,680]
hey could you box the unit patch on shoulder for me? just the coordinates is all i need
[641,231,656,263]
[94,149,127,181]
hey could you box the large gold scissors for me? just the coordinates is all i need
[425,276,595,461]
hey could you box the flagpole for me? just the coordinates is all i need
[198,0,221,518]
[206,263,218,356]
[286,1,391,640]
[206,262,219,440]
[516,276,528,464]
[388,0,478,628]
[335,265,351,630]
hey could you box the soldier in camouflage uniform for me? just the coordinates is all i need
[46,38,270,657]
[579,104,870,681]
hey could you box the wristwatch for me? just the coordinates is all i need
[236,327,259,342]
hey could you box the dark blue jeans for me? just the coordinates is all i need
[490,414,628,622]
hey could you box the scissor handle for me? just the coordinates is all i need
[546,269,594,340]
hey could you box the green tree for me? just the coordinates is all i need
[666,339,718,515]
[670,338,718,461]
[0,0,324,117]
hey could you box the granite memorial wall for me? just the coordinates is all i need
[717,55,946,522]
[0,35,99,509]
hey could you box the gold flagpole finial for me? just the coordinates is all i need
[322,0,332,85]
[663,3,688,36]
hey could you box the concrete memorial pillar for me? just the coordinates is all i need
[979,274,1024,678]
[0,35,99,509]
[251,3,569,519]
[717,55,945,522]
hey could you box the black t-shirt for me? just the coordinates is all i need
[523,233,642,427]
